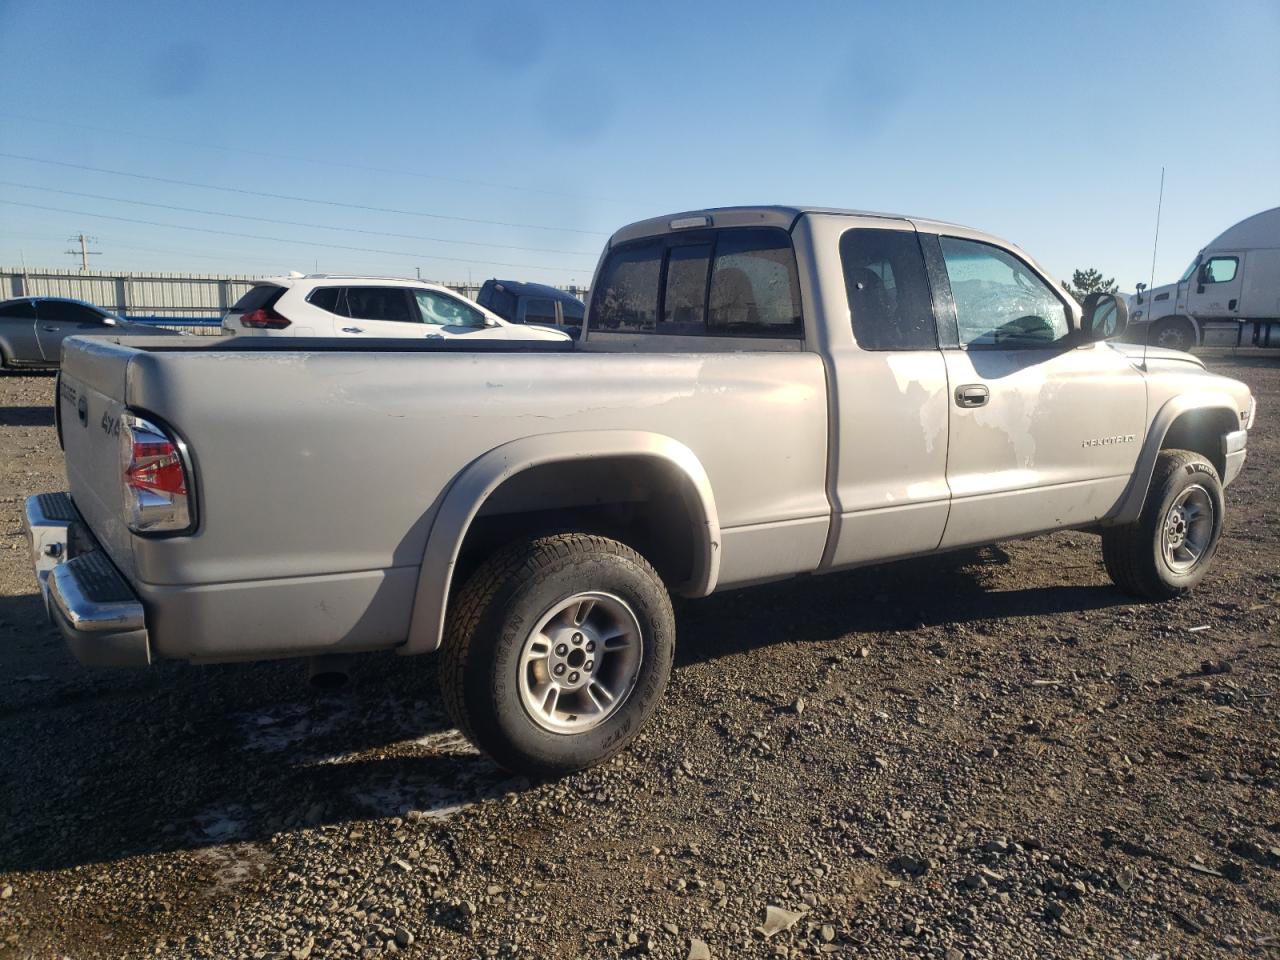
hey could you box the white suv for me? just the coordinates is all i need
[222,276,572,342]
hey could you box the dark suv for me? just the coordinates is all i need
[476,280,586,339]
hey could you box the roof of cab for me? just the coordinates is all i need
[483,279,585,304]
[609,205,970,246]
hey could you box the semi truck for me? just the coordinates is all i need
[1129,206,1280,351]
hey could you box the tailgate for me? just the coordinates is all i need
[58,339,138,580]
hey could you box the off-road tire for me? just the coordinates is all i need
[1102,449,1224,600]
[440,533,675,777]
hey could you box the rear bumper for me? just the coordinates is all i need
[1223,429,1247,487]
[23,493,151,668]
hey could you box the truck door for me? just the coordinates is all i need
[925,233,1146,548]
[809,219,953,568]
[35,300,113,362]
[1185,253,1245,319]
[0,298,40,362]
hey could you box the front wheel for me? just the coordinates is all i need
[439,533,675,776]
[1102,449,1225,600]
[1151,317,1196,352]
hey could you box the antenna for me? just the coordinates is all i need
[1141,167,1165,371]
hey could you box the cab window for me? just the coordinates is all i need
[840,228,936,350]
[939,237,1069,348]
[1202,256,1238,283]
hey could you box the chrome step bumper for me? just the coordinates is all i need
[22,493,151,668]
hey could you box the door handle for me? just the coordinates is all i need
[955,384,989,408]
[42,325,57,332]
[341,326,364,334]
[1229,298,1238,311]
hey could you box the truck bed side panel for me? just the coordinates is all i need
[123,349,830,591]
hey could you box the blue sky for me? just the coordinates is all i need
[0,0,1276,290]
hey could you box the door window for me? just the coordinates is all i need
[1201,256,1238,283]
[0,300,37,319]
[36,300,110,324]
[414,289,485,326]
[939,237,1069,348]
[840,229,937,350]
[344,287,416,323]
[523,297,558,326]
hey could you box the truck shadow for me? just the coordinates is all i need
[0,543,1131,875]
[673,544,1131,668]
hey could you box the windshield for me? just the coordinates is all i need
[1179,254,1203,283]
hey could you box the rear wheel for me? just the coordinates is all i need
[440,533,675,776]
[1102,449,1224,599]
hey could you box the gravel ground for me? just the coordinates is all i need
[0,354,1277,960]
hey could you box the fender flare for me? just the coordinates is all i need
[400,430,721,655]
[1106,391,1240,525]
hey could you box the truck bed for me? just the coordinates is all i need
[57,334,830,661]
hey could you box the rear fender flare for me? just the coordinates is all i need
[401,430,720,655]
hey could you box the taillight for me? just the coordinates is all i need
[240,306,291,329]
[121,414,194,534]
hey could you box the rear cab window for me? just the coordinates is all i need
[589,227,803,341]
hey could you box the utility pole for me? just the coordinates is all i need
[65,234,101,272]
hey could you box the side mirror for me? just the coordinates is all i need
[1134,282,1146,304]
[1080,292,1127,341]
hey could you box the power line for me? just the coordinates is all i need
[0,111,629,205]
[0,180,598,257]
[0,152,609,236]
[0,199,583,274]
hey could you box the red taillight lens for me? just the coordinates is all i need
[241,307,291,329]
[125,437,188,496]
[121,414,193,534]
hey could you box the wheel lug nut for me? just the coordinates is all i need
[554,664,566,676]
[572,632,583,645]
[585,640,596,653]
[555,643,568,656]
[584,660,594,671]
[568,671,580,684]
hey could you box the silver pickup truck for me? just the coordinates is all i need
[24,206,1255,775]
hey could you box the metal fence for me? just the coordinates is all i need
[1,267,589,324]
